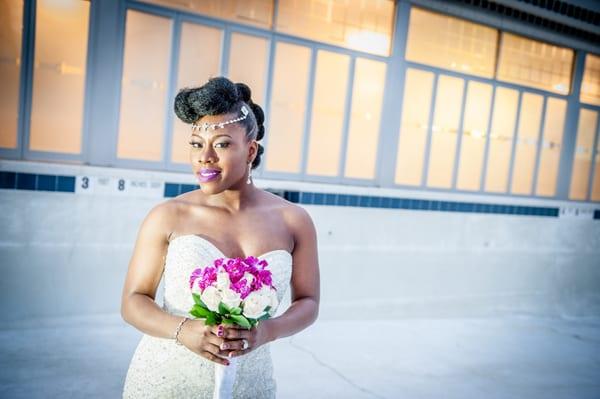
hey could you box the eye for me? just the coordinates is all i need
[188,141,230,149]
[215,142,230,148]
[188,141,201,149]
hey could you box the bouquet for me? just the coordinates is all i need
[188,255,279,399]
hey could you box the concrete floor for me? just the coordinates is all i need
[1,314,599,398]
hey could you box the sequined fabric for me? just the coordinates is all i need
[123,235,293,398]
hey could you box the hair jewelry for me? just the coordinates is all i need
[191,105,249,132]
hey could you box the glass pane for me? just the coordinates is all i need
[497,32,573,95]
[117,10,172,161]
[276,0,394,56]
[405,7,497,78]
[426,75,464,188]
[228,32,268,106]
[568,109,598,200]
[580,53,600,106]
[264,42,311,173]
[456,81,493,191]
[0,0,23,149]
[510,93,544,195]
[591,137,600,201]
[139,0,273,29]
[29,0,90,154]
[171,23,222,164]
[306,50,350,176]
[395,68,434,186]
[535,97,566,197]
[484,87,519,193]
[344,58,386,179]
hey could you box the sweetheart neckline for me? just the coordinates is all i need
[168,234,293,260]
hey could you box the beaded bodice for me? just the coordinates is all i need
[123,234,293,398]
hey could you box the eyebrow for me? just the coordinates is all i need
[190,133,232,139]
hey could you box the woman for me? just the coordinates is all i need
[120,77,320,398]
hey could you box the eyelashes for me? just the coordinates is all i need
[188,142,230,149]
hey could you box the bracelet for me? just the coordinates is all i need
[173,317,189,346]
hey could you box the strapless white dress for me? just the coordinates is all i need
[122,234,293,399]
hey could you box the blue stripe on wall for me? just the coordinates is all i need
[0,171,584,218]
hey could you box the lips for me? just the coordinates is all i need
[197,168,221,182]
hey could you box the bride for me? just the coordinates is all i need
[120,76,320,398]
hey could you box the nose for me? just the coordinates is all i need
[196,144,218,164]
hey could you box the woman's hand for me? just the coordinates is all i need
[219,320,273,358]
[177,319,233,366]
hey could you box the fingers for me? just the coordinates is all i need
[218,338,247,352]
[201,348,230,366]
[221,326,252,340]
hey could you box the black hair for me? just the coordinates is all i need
[173,76,265,170]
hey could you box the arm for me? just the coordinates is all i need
[264,205,320,342]
[120,202,184,339]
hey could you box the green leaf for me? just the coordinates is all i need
[221,317,235,325]
[218,301,231,315]
[206,312,219,326]
[230,306,242,315]
[230,314,251,329]
[192,305,212,318]
[257,312,271,321]
[264,306,271,313]
[192,293,209,309]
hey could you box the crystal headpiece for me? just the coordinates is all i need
[191,105,249,132]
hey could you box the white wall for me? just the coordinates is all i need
[1,161,599,325]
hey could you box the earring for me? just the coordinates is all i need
[246,163,252,185]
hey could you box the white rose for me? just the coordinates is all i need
[220,287,241,309]
[242,291,270,319]
[216,272,230,291]
[200,286,222,312]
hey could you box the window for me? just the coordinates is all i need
[264,42,311,173]
[497,33,573,95]
[171,23,223,164]
[117,10,172,161]
[405,8,498,78]
[510,93,544,195]
[455,81,493,191]
[276,0,394,56]
[395,68,434,186]
[580,53,600,106]
[306,50,350,176]
[344,58,386,179]
[484,87,519,193]
[228,33,269,107]
[426,75,465,188]
[140,0,273,29]
[0,0,23,149]
[29,0,90,154]
[569,109,598,200]
[535,98,566,197]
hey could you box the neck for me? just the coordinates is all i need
[206,179,257,213]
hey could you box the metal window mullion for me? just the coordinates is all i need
[451,78,469,189]
[420,73,439,187]
[163,14,182,170]
[479,85,498,192]
[506,91,524,194]
[299,47,318,178]
[18,0,36,160]
[530,96,549,196]
[585,111,600,201]
[337,56,356,184]
[221,26,232,76]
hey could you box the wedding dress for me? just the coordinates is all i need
[122,234,293,398]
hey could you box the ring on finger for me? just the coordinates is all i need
[241,338,249,350]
